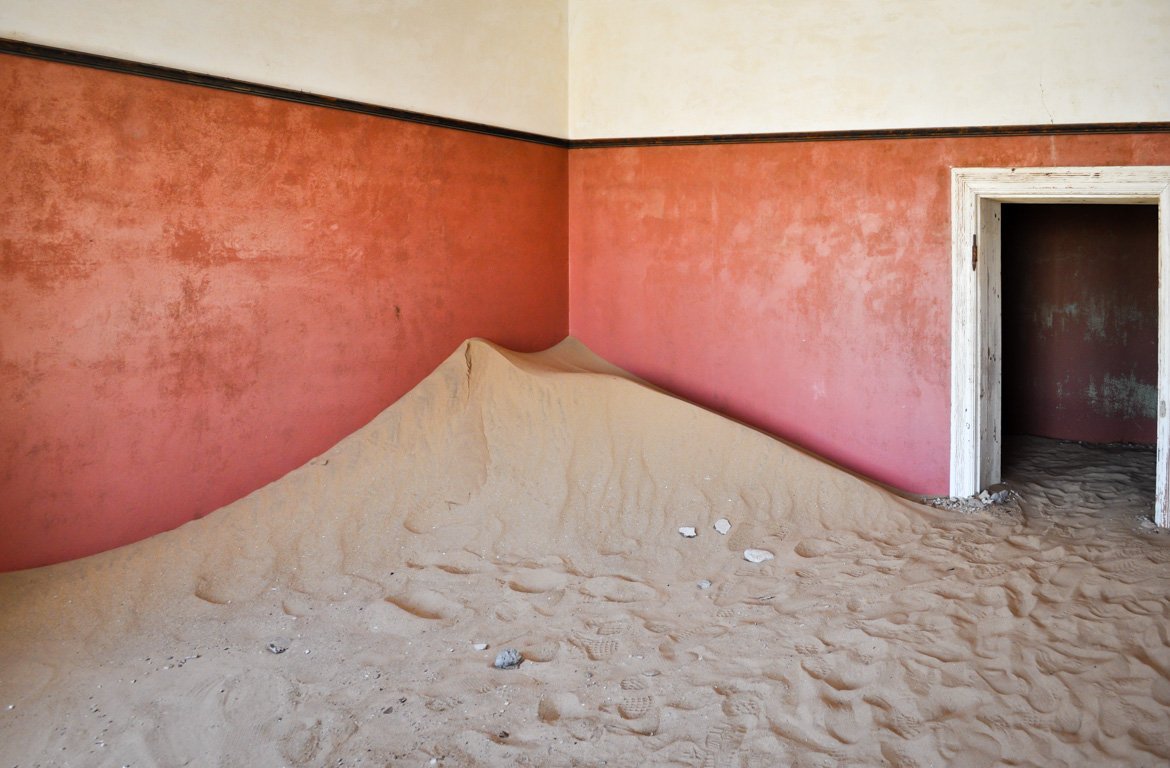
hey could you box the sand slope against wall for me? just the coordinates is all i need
[1,339,1169,766]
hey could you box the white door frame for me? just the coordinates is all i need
[950,166,1170,525]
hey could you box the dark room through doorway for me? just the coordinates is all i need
[1000,203,1159,518]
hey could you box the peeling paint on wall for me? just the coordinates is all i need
[1087,373,1158,422]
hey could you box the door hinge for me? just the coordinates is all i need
[971,234,978,271]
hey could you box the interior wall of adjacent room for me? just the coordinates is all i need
[1001,204,1159,445]
[0,54,568,572]
[0,0,568,137]
[568,0,1170,138]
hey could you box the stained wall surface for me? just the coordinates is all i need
[1002,204,1159,444]
[0,0,568,137]
[0,54,568,571]
[568,135,1170,495]
[569,0,1170,138]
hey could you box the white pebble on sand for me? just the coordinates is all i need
[743,549,774,563]
[678,527,697,538]
[714,518,731,535]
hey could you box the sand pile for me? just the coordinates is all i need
[2,338,1169,767]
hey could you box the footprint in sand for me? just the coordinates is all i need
[586,617,630,635]
[713,564,787,606]
[617,694,654,720]
[793,538,849,558]
[655,624,728,661]
[938,724,1004,767]
[537,691,588,723]
[701,724,747,768]
[280,593,313,617]
[565,716,606,743]
[664,686,714,712]
[1130,721,1170,761]
[863,692,926,740]
[641,618,675,634]
[1100,556,1156,582]
[821,695,866,745]
[507,568,570,594]
[880,740,929,768]
[492,600,528,623]
[620,676,648,691]
[975,667,1029,697]
[580,576,658,603]
[718,690,763,718]
[792,637,826,656]
[715,604,773,623]
[502,637,550,664]
[382,584,463,622]
[767,713,851,759]
[608,680,660,735]
[570,631,619,661]
[801,651,876,692]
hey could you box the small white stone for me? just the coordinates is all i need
[714,518,731,535]
[265,637,290,654]
[743,549,775,563]
[472,642,489,651]
[678,527,698,538]
[697,579,712,589]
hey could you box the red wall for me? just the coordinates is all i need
[568,135,1170,495]
[1002,204,1158,444]
[6,52,1170,571]
[0,55,568,571]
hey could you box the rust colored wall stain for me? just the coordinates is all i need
[0,54,568,571]
[1002,204,1159,444]
[568,134,1170,496]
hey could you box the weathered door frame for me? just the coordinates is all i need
[950,166,1170,525]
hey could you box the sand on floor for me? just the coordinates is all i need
[2,338,1169,767]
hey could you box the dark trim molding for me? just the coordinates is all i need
[0,38,570,148]
[571,122,1170,149]
[4,38,1169,150]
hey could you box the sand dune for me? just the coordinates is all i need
[2,338,1169,767]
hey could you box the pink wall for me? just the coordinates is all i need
[0,54,568,571]
[5,52,1170,572]
[568,134,1170,495]
[1002,204,1159,444]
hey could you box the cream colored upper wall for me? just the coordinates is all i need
[569,0,1170,139]
[6,1,1167,141]
[0,0,568,138]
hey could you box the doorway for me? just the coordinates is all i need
[1000,203,1158,512]
[949,167,1170,525]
